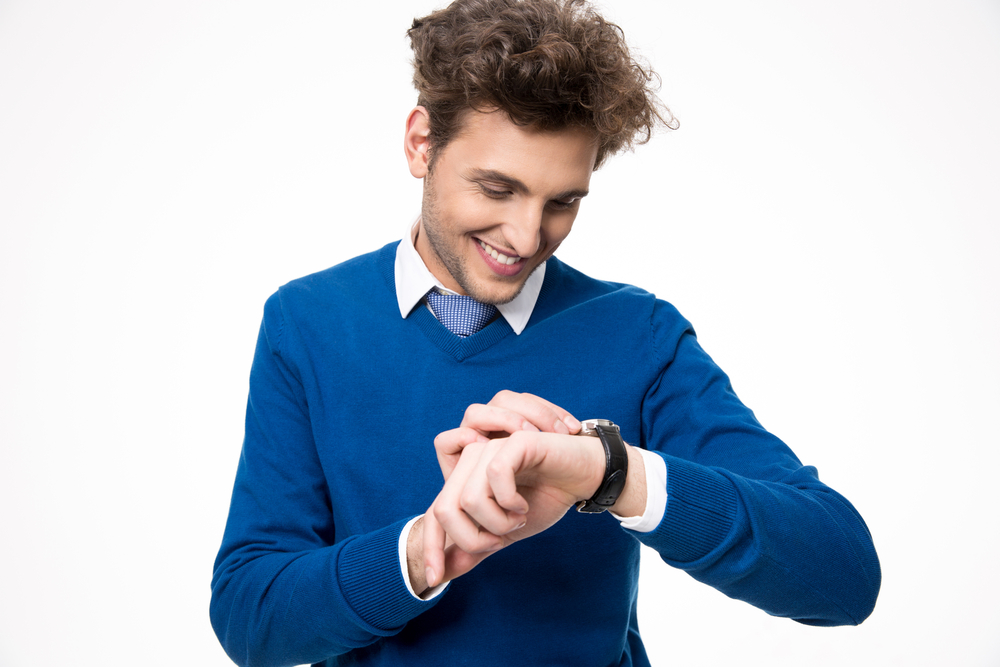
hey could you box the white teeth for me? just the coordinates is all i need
[480,240,521,264]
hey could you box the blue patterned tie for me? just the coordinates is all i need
[424,289,499,338]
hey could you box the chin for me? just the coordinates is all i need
[465,286,519,306]
[463,274,531,306]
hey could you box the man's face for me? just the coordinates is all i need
[414,110,598,305]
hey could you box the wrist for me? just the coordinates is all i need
[609,445,646,518]
[580,435,607,501]
[575,420,629,513]
[406,516,429,596]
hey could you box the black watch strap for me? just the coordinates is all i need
[575,420,629,514]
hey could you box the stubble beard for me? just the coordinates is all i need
[420,182,532,307]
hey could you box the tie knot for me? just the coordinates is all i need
[425,290,498,338]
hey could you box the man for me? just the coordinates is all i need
[210,1,880,665]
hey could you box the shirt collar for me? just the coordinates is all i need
[394,219,545,335]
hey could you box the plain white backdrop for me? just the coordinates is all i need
[1,1,998,665]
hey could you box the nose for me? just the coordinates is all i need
[503,203,545,258]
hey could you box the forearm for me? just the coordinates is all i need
[212,516,441,667]
[637,453,880,626]
[637,303,880,625]
[212,294,445,666]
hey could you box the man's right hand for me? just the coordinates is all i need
[415,391,584,590]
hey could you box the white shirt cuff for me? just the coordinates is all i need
[398,515,447,600]
[611,448,667,533]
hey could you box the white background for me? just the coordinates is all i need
[1,1,998,665]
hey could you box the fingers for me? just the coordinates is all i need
[495,391,580,434]
[442,392,579,483]
[467,390,582,435]
[459,402,542,438]
[425,430,587,589]
[422,510,493,589]
[459,440,528,531]
[430,442,508,556]
[485,442,530,515]
[434,427,488,480]
[441,543,488,585]
[421,509,446,588]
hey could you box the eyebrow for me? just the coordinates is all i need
[468,168,590,201]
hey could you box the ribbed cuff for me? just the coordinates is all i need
[638,455,738,563]
[337,518,443,631]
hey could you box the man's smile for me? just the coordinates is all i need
[477,238,524,265]
[475,238,529,277]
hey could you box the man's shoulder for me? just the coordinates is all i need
[263,241,395,311]
[538,257,691,335]
[542,257,671,310]
[279,241,397,298]
[258,242,399,337]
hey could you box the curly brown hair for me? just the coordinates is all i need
[408,0,676,170]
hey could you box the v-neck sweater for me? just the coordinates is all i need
[211,242,880,667]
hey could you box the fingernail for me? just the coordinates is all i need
[553,419,569,434]
[564,416,581,432]
[502,522,525,536]
[522,420,539,432]
[425,567,435,587]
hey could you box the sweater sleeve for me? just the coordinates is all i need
[634,301,881,626]
[210,293,443,667]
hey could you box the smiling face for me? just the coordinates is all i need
[406,108,599,305]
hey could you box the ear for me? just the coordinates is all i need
[404,106,431,179]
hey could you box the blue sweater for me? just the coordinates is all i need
[211,242,880,667]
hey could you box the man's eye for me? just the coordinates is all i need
[550,198,579,210]
[478,184,510,199]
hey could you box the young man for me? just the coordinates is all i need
[211,1,880,665]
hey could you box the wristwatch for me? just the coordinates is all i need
[575,419,629,513]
